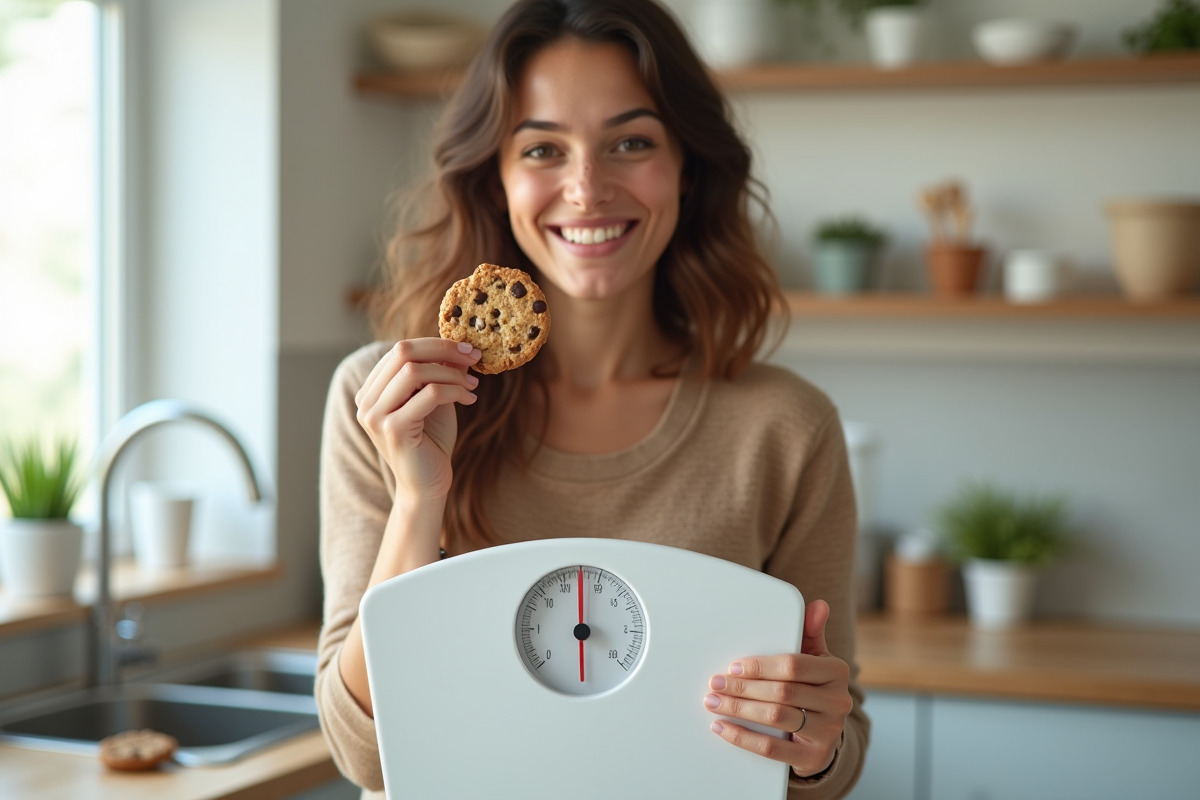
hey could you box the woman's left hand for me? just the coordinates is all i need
[703,599,852,779]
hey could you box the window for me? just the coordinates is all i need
[0,0,99,508]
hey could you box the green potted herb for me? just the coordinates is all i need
[1124,0,1200,54]
[936,481,1070,628]
[0,437,86,598]
[811,216,887,295]
[779,0,928,65]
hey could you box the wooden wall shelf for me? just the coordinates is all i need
[0,559,281,638]
[355,54,1200,99]
[718,53,1200,93]
[349,285,1200,321]
[784,292,1200,320]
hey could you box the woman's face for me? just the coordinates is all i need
[498,37,685,302]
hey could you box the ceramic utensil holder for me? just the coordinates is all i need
[886,553,951,620]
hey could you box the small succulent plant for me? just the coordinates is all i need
[0,437,84,519]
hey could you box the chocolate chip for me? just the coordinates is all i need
[509,345,522,353]
[490,308,501,318]
[528,326,540,340]
[474,290,488,304]
[451,305,462,317]
[532,300,547,314]
[490,324,500,332]
[468,316,477,327]
[511,282,527,298]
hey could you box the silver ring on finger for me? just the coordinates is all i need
[790,707,807,735]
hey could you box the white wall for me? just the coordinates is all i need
[129,0,278,562]
[278,0,1199,627]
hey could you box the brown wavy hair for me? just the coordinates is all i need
[371,0,786,552]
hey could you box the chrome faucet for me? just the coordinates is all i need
[90,399,267,687]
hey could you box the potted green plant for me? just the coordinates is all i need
[0,437,86,598]
[689,0,783,68]
[936,481,1070,628]
[811,216,887,294]
[1124,0,1200,54]
[780,0,928,66]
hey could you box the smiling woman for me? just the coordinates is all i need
[0,0,98,493]
[318,2,867,799]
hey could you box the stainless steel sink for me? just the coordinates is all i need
[146,648,317,696]
[0,650,320,766]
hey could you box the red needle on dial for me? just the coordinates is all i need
[578,567,585,683]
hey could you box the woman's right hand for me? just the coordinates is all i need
[354,338,481,500]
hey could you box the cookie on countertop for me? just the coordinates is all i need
[438,263,550,374]
[99,728,178,771]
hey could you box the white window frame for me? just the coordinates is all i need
[96,0,141,437]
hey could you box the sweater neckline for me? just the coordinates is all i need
[524,364,706,483]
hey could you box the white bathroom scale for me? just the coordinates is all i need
[360,538,804,799]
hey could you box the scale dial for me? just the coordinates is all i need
[515,565,646,696]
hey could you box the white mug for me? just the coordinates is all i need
[130,481,198,570]
[1004,249,1071,303]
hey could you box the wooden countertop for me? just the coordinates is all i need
[0,623,339,800]
[4,616,1199,800]
[0,732,338,800]
[856,614,1200,713]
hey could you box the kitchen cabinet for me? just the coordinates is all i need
[846,691,922,800]
[847,691,1200,800]
[928,696,1200,800]
[849,617,1200,799]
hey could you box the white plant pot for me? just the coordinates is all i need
[690,0,781,68]
[0,518,85,598]
[962,558,1040,629]
[865,7,927,69]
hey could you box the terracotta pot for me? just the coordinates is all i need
[926,242,987,296]
[1106,200,1200,301]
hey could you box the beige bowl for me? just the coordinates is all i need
[1106,199,1200,301]
[368,12,486,72]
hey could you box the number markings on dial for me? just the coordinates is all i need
[515,565,646,694]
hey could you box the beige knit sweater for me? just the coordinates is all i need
[316,341,869,799]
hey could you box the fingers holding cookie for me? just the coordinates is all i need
[355,338,483,497]
[355,339,481,416]
[438,264,550,374]
[99,729,178,771]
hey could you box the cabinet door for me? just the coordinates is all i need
[847,691,921,800]
[929,697,1200,800]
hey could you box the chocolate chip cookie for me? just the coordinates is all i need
[438,263,550,374]
[99,728,178,771]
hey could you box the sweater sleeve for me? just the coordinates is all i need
[769,407,871,800]
[314,344,391,792]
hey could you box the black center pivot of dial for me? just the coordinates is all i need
[573,623,591,641]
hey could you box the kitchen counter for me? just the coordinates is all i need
[0,625,339,800]
[856,614,1200,712]
[0,733,337,800]
[4,616,1199,800]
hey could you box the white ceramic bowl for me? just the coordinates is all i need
[972,19,1076,65]
[368,12,486,72]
